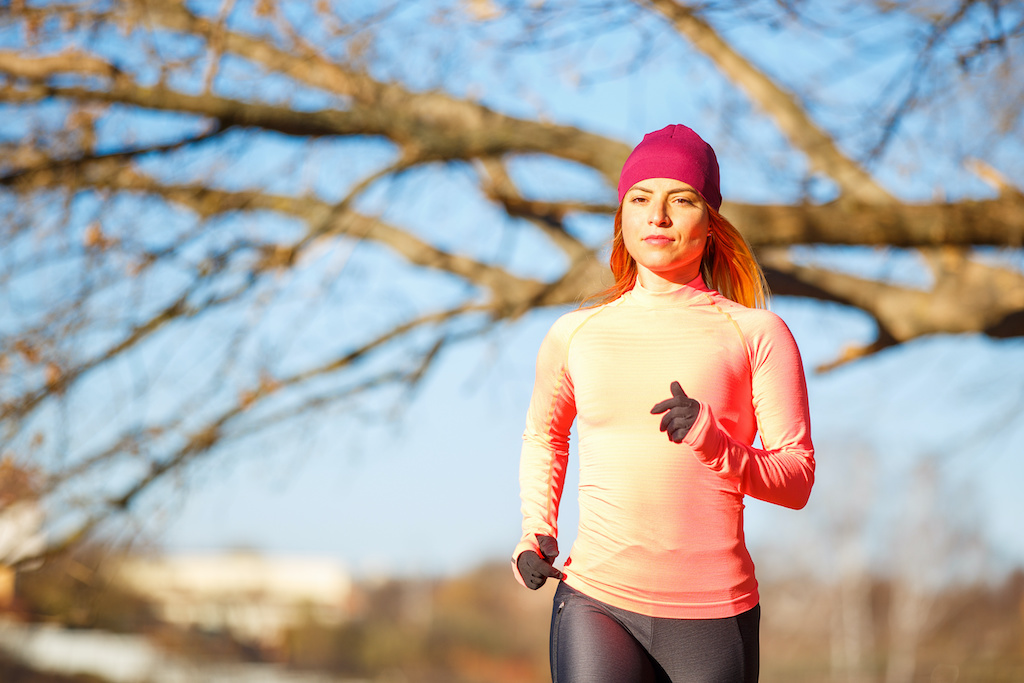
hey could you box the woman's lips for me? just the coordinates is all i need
[643,235,673,246]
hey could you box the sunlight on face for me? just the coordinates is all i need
[621,178,710,291]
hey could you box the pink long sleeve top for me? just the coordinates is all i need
[513,276,815,619]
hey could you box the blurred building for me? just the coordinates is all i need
[0,459,45,609]
[116,552,353,647]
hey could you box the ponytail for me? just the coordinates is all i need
[701,206,769,309]
[586,204,769,309]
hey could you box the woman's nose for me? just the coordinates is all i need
[649,201,671,226]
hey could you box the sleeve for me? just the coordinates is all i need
[511,316,577,586]
[684,312,815,510]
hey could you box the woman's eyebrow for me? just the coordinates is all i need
[627,185,699,199]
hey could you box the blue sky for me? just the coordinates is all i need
[158,294,1024,579]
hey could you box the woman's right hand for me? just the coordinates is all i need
[516,535,564,589]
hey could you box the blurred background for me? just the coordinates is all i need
[1,1,1023,681]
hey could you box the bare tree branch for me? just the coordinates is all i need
[2,0,1023,558]
[2,157,599,309]
[726,194,1024,248]
[760,246,1024,367]
[642,0,895,205]
[0,25,631,176]
[39,299,503,551]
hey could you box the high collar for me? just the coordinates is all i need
[623,275,714,309]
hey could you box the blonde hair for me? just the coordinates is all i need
[588,204,769,309]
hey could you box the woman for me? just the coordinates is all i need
[512,124,815,683]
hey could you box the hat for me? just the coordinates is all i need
[616,124,722,210]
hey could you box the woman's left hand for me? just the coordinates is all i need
[651,381,700,443]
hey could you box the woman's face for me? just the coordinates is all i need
[621,177,710,289]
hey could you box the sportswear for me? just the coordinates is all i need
[550,582,759,683]
[617,124,722,209]
[512,275,814,619]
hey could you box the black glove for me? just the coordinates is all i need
[651,381,701,444]
[516,534,563,590]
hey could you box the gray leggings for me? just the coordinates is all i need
[550,582,759,683]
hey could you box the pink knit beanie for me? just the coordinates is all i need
[616,124,722,210]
